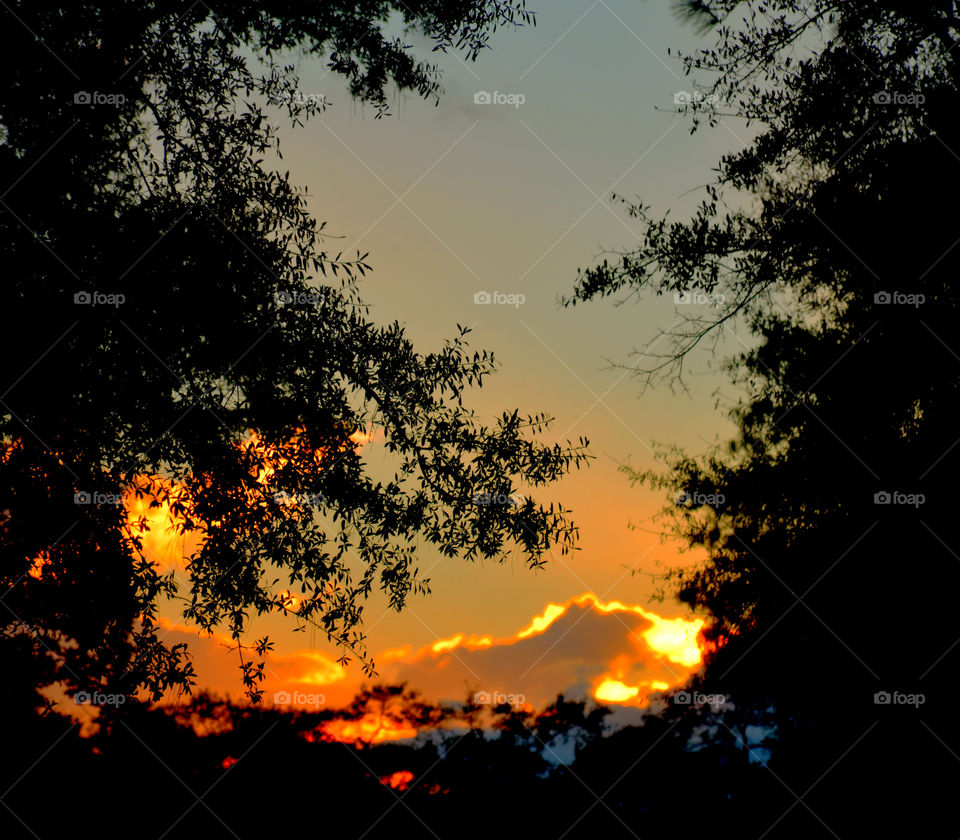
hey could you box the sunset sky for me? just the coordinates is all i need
[6,5,953,840]
[147,1,750,711]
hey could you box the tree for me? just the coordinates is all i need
[567,1,960,833]
[0,0,590,715]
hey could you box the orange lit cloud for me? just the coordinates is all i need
[373,592,705,710]
[51,588,705,743]
[151,591,704,719]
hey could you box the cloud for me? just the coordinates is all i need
[372,593,704,709]
[144,593,703,718]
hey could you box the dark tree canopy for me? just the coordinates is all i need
[570,1,960,833]
[0,0,590,714]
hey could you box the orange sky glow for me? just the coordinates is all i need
[146,588,706,744]
[18,426,709,743]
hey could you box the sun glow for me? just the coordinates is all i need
[320,714,418,745]
[595,679,640,703]
[641,615,704,667]
[119,426,375,576]
[124,475,200,573]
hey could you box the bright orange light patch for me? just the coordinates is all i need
[121,426,374,575]
[27,551,51,581]
[288,652,347,687]
[380,770,414,791]
[641,616,703,667]
[595,679,640,703]
[584,593,705,707]
[431,633,464,653]
[278,590,302,613]
[349,429,377,448]
[427,633,494,655]
[123,476,199,574]
[320,713,418,745]
[516,603,566,639]
[380,645,413,662]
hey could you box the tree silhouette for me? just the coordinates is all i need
[0,684,792,839]
[0,0,590,717]
[568,1,960,834]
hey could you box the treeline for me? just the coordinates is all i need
[2,685,806,840]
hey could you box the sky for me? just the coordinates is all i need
[149,0,758,713]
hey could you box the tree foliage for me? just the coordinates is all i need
[0,0,589,713]
[569,1,960,830]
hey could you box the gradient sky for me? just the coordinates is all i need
[154,0,758,707]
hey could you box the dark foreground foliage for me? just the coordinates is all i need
[1,685,953,839]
